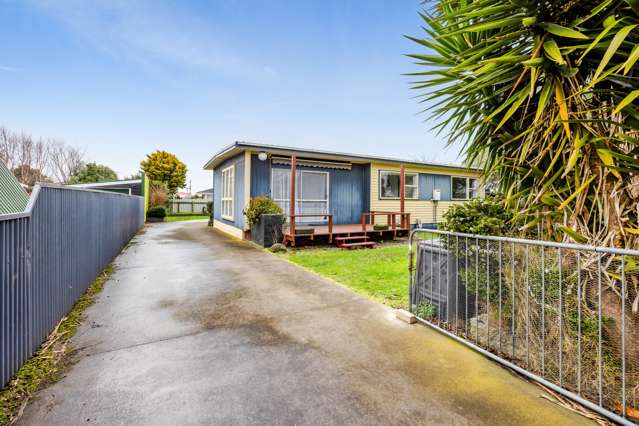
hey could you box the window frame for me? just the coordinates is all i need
[221,165,235,221]
[378,170,419,200]
[451,176,480,200]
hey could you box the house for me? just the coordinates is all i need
[175,191,192,199]
[195,188,213,200]
[0,160,29,215]
[67,178,144,196]
[204,142,483,244]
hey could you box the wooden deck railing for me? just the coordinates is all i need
[286,214,333,246]
[361,211,411,236]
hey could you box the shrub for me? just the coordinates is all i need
[441,196,514,236]
[268,243,287,253]
[243,196,283,226]
[205,201,213,216]
[147,206,166,219]
[149,181,168,208]
[415,301,437,320]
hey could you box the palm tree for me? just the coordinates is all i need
[408,0,639,248]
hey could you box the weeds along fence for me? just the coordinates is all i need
[0,184,144,387]
[409,229,639,425]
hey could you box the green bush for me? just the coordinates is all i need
[415,301,437,319]
[441,196,514,236]
[243,196,283,226]
[147,206,166,219]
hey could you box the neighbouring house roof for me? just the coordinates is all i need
[203,141,480,172]
[67,178,141,188]
[196,188,213,195]
[0,161,29,215]
[67,179,143,196]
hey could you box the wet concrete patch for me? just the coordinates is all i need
[156,299,176,309]
[164,287,297,347]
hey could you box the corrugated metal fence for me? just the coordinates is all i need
[1,184,144,386]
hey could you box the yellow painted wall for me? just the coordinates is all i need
[369,162,483,225]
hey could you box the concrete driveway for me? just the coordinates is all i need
[19,221,591,425]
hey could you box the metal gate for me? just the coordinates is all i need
[409,229,639,425]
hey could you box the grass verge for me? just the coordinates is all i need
[0,264,115,425]
[279,243,409,309]
[165,215,209,222]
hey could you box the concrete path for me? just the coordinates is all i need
[19,221,592,425]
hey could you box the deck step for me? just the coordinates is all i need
[334,235,368,242]
[339,241,376,249]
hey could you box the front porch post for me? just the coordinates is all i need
[399,164,405,228]
[290,155,296,245]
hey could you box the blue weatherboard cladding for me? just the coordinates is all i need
[418,173,451,200]
[326,164,370,224]
[213,153,245,229]
[250,155,370,225]
[250,154,270,197]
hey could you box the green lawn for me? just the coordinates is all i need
[280,243,410,309]
[165,215,209,222]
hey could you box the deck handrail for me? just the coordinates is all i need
[288,213,333,245]
[361,211,411,232]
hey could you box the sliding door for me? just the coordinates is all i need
[271,168,329,223]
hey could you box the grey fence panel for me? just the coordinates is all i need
[409,229,639,425]
[1,184,143,386]
[169,199,208,214]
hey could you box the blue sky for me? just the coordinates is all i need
[0,0,459,191]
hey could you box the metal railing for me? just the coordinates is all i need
[361,211,411,233]
[408,228,639,425]
[285,214,334,246]
[1,184,144,386]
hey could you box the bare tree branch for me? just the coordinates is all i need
[0,125,85,186]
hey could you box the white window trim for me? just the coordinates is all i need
[221,165,235,221]
[270,169,330,222]
[378,170,419,200]
[451,176,479,200]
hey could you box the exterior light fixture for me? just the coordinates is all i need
[258,152,268,161]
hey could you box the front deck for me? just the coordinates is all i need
[283,211,411,247]
[283,223,410,247]
[280,155,412,248]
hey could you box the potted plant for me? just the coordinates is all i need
[244,196,285,247]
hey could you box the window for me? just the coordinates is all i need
[452,176,480,200]
[271,169,329,223]
[221,165,234,220]
[379,170,418,199]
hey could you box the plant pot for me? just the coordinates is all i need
[251,214,285,247]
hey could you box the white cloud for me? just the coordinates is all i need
[28,0,269,77]
[0,65,20,72]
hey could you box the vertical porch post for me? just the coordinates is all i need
[399,164,405,228]
[290,155,296,245]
